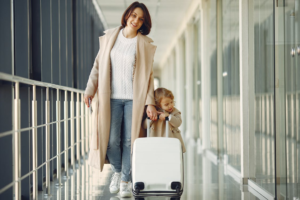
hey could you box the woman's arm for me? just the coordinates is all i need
[145,69,155,105]
[84,50,100,106]
[145,69,157,120]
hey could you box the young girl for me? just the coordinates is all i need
[143,88,186,153]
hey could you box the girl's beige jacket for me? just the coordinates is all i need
[85,26,157,171]
[142,107,186,153]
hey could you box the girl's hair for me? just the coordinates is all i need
[121,1,152,35]
[154,88,174,106]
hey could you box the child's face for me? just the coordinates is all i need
[160,97,174,112]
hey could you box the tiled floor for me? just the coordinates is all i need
[38,140,260,200]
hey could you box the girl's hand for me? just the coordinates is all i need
[147,105,158,121]
[84,94,93,107]
[158,112,169,121]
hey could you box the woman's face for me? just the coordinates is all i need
[126,7,144,32]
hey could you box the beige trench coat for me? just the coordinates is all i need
[142,107,186,153]
[85,26,157,171]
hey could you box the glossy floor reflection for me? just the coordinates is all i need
[38,140,261,200]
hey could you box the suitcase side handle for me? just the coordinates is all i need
[146,115,169,138]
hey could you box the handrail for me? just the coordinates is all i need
[0,72,84,93]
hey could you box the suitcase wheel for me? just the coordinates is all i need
[170,198,180,200]
[171,182,182,195]
[135,198,144,200]
[134,182,145,194]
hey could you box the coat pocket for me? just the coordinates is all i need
[172,127,180,134]
[90,92,99,150]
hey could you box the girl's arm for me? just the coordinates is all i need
[169,112,182,128]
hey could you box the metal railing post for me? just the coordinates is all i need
[81,164,85,200]
[32,85,38,199]
[13,82,21,200]
[81,93,85,156]
[45,87,51,197]
[70,92,75,171]
[64,175,69,200]
[63,90,69,179]
[56,89,63,187]
[71,173,75,199]
[76,93,80,162]
[76,167,80,194]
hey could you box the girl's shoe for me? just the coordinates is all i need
[109,172,121,193]
[120,181,132,198]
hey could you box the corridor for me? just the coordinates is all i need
[1,0,300,199]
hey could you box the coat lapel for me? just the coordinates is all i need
[97,27,121,93]
[131,32,157,146]
[133,32,156,98]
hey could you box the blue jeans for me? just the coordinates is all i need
[106,99,133,182]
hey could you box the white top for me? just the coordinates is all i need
[110,29,137,99]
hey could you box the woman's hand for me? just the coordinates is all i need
[158,112,169,121]
[146,105,158,121]
[84,94,93,107]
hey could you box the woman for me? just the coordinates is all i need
[84,1,157,198]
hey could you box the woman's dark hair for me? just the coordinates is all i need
[121,1,152,35]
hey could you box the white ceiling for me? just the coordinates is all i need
[95,0,194,68]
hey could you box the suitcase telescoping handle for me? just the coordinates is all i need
[146,115,169,137]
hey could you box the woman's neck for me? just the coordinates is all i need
[123,27,138,39]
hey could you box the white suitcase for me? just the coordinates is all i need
[132,116,184,199]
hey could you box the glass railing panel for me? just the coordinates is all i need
[222,0,241,172]
[250,0,276,196]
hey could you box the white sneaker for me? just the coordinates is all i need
[120,181,132,198]
[109,172,121,193]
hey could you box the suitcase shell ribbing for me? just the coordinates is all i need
[132,117,184,198]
